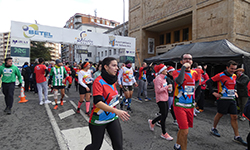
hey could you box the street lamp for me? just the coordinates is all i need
[122,0,125,36]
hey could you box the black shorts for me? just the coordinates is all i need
[217,99,237,115]
[53,86,65,89]
[79,84,92,94]
[122,85,134,92]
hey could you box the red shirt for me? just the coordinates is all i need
[139,67,147,80]
[34,64,47,83]
[64,66,71,74]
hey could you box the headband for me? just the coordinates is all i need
[83,62,90,68]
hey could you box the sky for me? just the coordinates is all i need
[0,0,129,33]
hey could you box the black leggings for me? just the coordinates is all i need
[85,119,123,150]
[152,101,169,134]
[247,132,250,150]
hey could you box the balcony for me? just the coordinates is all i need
[74,17,82,24]
[156,41,192,55]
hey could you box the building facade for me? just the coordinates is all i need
[62,13,120,64]
[45,43,60,61]
[0,32,11,62]
[129,0,250,66]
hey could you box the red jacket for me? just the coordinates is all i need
[201,73,209,90]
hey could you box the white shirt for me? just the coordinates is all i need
[118,67,136,86]
[78,70,93,88]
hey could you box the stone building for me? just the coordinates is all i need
[129,0,250,66]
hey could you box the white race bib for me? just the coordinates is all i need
[184,86,195,95]
[55,74,63,79]
[3,68,12,73]
[227,89,235,97]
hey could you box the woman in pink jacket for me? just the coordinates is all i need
[148,64,173,141]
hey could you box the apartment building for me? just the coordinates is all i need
[0,32,11,62]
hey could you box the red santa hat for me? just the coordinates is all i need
[167,66,175,72]
[154,64,167,74]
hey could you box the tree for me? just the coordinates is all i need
[30,41,52,62]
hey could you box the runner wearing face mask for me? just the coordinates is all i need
[118,60,138,112]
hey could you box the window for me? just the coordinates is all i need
[98,52,100,57]
[101,51,103,57]
[91,18,94,22]
[159,34,164,45]
[183,28,189,41]
[109,50,112,55]
[105,50,107,56]
[174,30,180,42]
[113,49,116,55]
[96,19,100,23]
[87,52,92,57]
[166,32,171,44]
[87,29,92,32]
[102,20,105,25]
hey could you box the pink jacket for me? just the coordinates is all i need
[153,74,170,103]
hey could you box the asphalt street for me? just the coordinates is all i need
[0,84,249,150]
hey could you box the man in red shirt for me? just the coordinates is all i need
[206,60,247,146]
[34,58,51,105]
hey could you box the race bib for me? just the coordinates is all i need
[55,74,63,79]
[3,68,12,73]
[163,83,168,87]
[184,86,195,95]
[227,89,235,97]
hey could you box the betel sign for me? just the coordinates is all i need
[11,47,30,57]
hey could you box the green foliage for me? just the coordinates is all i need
[30,41,52,62]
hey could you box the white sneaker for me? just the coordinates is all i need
[39,101,44,105]
[44,100,52,104]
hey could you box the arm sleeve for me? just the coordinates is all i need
[117,69,123,85]
[206,79,214,94]
[175,66,186,85]
[78,71,87,88]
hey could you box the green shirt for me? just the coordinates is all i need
[0,63,22,84]
[50,65,67,86]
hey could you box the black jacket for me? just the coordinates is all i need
[236,73,249,97]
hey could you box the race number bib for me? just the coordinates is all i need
[55,75,63,79]
[227,89,235,97]
[3,68,12,73]
[184,86,195,95]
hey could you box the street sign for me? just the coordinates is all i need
[77,49,88,54]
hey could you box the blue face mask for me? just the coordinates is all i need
[164,75,167,79]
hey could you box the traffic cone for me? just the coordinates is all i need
[18,87,28,103]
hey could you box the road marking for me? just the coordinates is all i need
[44,103,69,150]
[64,94,68,98]
[58,109,75,120]
[61,127,111,150]
[48,93,60,97]
[69,100,112,147]
[51,101,66,105]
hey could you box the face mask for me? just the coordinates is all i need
[126,64,131,68]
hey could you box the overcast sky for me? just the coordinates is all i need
[0,0,129,33]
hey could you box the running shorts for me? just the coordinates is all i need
[217,99,237,115]
[173,106,194,129]
[53,86,66,89]
[122,85,134,92]
[79,84,92,94]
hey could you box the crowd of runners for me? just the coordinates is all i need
[0,54,250,150]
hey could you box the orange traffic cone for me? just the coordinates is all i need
[18,87,28,103]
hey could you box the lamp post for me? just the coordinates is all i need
[122,0,125,36]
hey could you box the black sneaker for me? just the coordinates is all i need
[233,136,248,146]
[210,128,220,137]
[6,108,11,115]
[127,107,133,113]
[3,107,8,112]
[120,103,123,110]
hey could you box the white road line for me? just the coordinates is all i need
[64,94,68,98]
[69,100,112,147]
[44,103,69,150]
[52,101,67,105]
[58,109,75,120]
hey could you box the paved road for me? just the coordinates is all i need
[0,85,249,150]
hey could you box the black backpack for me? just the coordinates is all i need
[21,68,26,76]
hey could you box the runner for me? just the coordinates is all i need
[48,59,68,110]
[73,64,81,91]
[206,60,247,146]
[76,62,93,116]
[197,65,209,112]
[118,60,138,112]
[172,53,199,150]
[64,62,73,92]
[84,57,130,150]
[148,64,173,141]
[137,62,153,101]
[34,58,51,105]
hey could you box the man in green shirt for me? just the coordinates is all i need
[48,59,67,109]
[0,57,22,115]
